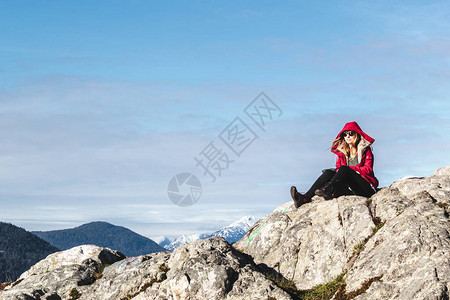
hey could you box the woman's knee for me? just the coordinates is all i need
[337,165,351,173]
[321,169,336,180]
[323,169,336,176]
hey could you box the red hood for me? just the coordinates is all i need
[331,122,375,154]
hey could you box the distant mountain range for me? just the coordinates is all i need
[0,216,255,282]
[153,236,173,248]
[163,216,256,251]
[0,222,59,282]
[33,221,165,257]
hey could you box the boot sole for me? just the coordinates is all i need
[315,189,332,200]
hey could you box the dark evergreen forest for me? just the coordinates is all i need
[0,222,58,282]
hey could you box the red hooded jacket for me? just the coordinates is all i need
[331,122,379,189]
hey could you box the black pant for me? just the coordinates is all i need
[305,166,375,199]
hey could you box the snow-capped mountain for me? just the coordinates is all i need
[164,216,256,251]
[164,233,211,251]
[152,236,174,248]
[211,216,257,243]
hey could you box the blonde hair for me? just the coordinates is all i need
[332,132,360,157]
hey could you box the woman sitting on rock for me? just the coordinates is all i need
[290,121,379,208]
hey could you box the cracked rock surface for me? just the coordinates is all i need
[1,239,291,300]
[0,245,126,300]
[234,195,375,289]
[134,237,291,300]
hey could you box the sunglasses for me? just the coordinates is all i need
[342,131,356,137]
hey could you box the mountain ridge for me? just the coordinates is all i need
[33,221,165,257]
[0,222,59,282]
[164,215,256,251]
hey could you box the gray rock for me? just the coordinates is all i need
[390,166,450,205]
[0,245,125,300]
[234,166,450,298]
[345,179,450,300]
[347,201,450,299]
[135,237,292,300]
[368,187,413,223]
[3,238,292,300]
[78,252,171,300]
[234,195,375,290]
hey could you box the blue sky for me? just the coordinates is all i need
[1,1,449,239]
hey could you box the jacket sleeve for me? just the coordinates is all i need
[349,148,374,177]
[335,154,345,169]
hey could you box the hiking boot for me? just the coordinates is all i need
[315,182,334,200]
[290,186,311,208]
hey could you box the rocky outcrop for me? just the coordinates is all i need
[234,166,450,299]
[234,195,375,289]
[119,237,290,300]
[1,239,290,300]
[0,245,125,300]
[1,166,449,300]
[346,167,450,299]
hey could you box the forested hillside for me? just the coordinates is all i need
[0,222,59,282]
[33,221,165,257]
